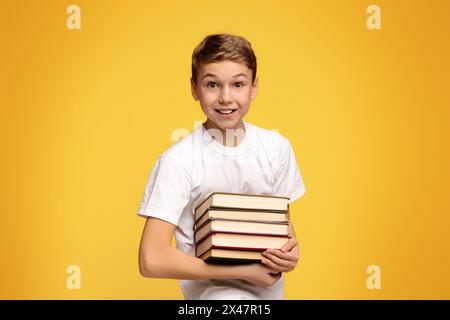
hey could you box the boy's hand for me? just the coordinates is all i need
[261,237,300,273]
[238,263,282,288]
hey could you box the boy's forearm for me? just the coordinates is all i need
[140,246,244,281]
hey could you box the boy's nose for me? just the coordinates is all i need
[219,88,233,104]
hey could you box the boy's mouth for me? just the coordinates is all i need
[215,108,237,115]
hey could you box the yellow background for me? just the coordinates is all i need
[1,0,449,299]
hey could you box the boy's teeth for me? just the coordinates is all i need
[217,109,235,114]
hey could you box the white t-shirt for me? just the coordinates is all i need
[137,120,306,300]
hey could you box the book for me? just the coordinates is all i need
[195,208,288,229]
[194,218,289,244]
[194,192,289,222]
[199,248,262,264]
[196,232,289,258]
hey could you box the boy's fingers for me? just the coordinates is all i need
[262,252,294,268]
[281,237,297,252]
[261,257,288,273]
[264,249,298,262]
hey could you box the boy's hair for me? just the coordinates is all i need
[191,34,257,84]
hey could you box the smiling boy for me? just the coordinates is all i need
[138,34,306,299]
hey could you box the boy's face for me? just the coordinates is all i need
[191,60,258,132]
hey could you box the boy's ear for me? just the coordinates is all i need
[250,77,259,100]
[190,78,199,101]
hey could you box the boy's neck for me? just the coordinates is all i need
[203,119,246,147]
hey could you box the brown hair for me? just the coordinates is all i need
[191,34,257,84]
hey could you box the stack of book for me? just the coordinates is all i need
[194,192,290,264]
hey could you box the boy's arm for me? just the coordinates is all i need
[139,217,281,287]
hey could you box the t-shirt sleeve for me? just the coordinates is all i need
[137,156,192,226]
[272,141,306,204]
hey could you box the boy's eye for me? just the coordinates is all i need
[206,82,217,88]
[234,82,244,87]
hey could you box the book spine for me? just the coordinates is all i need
[203,256,261,264]
[194,193,215,213]
[195,217,289,231]
[209,245,274,252]
[194,207,288,226]
[195,230,289,246]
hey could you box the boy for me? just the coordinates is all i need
[138,34,306,299]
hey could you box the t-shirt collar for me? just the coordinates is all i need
[199,120,250,156]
